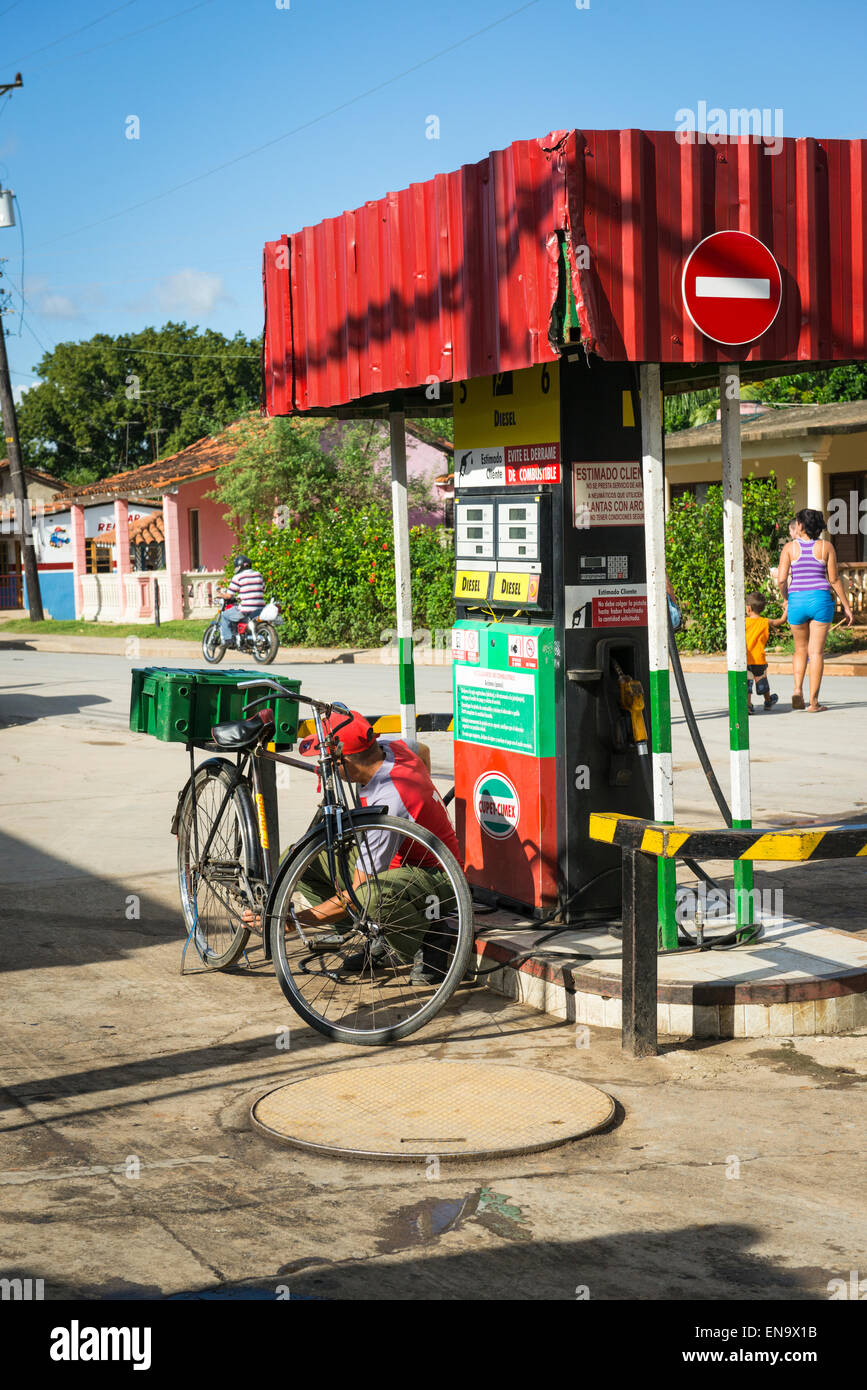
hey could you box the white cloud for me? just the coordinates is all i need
[39,294,80,320]
[25,277,105,321]
[153,269,229,317]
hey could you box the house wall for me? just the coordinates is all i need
[23,570,75,619]
[667,452,808,506]
[174,474,236,571]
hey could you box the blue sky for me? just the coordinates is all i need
[0,0,864,393]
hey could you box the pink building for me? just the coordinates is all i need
[54,423,250,622]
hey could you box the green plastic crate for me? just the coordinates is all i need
[129,668,301,745]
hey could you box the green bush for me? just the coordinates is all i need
[235,503,455,647]
[666,474,794,651]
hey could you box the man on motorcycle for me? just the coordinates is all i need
[216,554,265,648]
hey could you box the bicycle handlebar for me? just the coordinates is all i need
[238,678,331,714]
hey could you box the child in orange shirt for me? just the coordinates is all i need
[745,592,787,713]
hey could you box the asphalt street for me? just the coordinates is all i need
[1,648,866,1300]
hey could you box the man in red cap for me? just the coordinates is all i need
[292,710,464,983]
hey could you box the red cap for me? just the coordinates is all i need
[298,709,376,757]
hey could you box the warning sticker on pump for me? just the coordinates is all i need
[451,627,480,663]
[573,461,644,527]
[507,633,538,669]
[565,583,647,628]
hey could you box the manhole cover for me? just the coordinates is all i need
[251,1061,615,1159]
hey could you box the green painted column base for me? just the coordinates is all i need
[657,858,678,951]
[398,636,416,705]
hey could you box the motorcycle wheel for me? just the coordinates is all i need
[252,622,279,664]
[202,622,226,664]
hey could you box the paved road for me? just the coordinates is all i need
[1,648,866,1301]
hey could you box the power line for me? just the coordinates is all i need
[29,0,544,252]
[15,0,141,62]
[29,0,219,75]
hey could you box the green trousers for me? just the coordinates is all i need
[297,845,456,961]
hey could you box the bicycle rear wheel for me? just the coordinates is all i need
[176,763,260,969]
[268,815,473,1045]
[202,622,225,664]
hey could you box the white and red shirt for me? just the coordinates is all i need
[229,569,265,613]
[358,738,463,872]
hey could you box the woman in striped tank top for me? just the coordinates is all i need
[777,508,853,712]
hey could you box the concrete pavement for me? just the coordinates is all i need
[1,648,866,1299]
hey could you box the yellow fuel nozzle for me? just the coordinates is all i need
[615,666,648,748]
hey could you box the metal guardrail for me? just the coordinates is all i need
[588,811,867,1058]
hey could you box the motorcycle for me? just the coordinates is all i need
[201,597,281,665]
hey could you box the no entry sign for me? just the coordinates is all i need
[682,231,782,345]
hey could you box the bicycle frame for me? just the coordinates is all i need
[180,681,390,960]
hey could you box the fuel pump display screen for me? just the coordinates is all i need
[497,497,540,562]
[455,501,495,561]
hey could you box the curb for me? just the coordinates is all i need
[2,631,866,676]
[0,633,385,664]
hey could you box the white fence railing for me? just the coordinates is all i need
[79,570,223,622]
[182,572,223,619]
[839,563,867,618]
[80,574,123,622]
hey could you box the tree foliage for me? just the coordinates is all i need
[17,323,261,484]
[213,417,434,527]
[666,364,867,433]
[236,505,454,647]
[666,473,795,651]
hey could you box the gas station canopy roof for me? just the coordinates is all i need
[263,128,867,417]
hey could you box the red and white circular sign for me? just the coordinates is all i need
[682,231,782,345]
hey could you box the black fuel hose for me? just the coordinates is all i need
[667,604,733,828]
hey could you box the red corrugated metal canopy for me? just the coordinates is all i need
[263,128,867,416]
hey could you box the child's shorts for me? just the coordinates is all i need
[786,590,836,625]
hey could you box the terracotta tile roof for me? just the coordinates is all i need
[97,511,164,547]
[0,460,65,487]
[52,413,268,502]
[666,398,867,450]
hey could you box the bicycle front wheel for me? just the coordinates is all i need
[269,815,473,1045]
[176,763,259,969]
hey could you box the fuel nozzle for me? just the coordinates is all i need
[612,657,649,755]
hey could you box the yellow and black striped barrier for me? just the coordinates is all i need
[590,810,867,1061]
[296,713,454,740]
[589,812,867,863]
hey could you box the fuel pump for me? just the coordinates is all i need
[452,357,653,919]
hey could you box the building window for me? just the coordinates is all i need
[133,541,165,572]
[828,473,867,563]
[670,482,710,506]
[188,509,201,569]
[86,540,113,574]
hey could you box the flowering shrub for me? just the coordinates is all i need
[235,502,454,646]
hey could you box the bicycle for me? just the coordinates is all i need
[172,678,473,1045]
[201,598,281,666]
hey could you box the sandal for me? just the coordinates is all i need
[791,694,806,710]
[806,703,828,713]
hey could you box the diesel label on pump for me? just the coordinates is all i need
[573,461,644,527]
[566,583,648,628]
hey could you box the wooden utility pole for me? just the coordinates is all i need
[0,279,43,620]
[0,74,41,620]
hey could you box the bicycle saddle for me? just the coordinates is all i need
[210,708,274,750]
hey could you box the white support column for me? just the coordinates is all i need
[640,364,676,946]
[720,365,754,930]
[801,447,830,517]
[389,410,416,740]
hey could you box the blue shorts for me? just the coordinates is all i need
[787,590,835,626]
